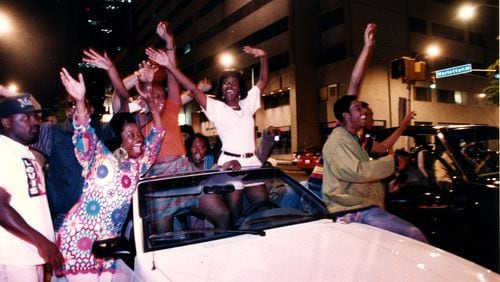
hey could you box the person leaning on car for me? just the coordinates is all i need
[322,95,428,243]
[0,94,63,281]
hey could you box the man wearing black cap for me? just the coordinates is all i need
[0,94,63,281]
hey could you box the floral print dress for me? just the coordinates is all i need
[56,123,164,277]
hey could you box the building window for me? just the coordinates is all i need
[328,84,339,100]
[437,89,454,103]
[320,7,344,32]
[454,90,468,104]
[469,31,484,46]
[195,17,289,71]
[173,17,193,35]
[437,89,468,104]
[415,86,431,101]
[432,23,464,42]
[319,84,339,101]
[268,51,290,72]
[414,121,433,126]
[196,0,224,19]
[409,17,426,34]
[182,42,192,55]
[319,43,347,66]
[263,91,290,109]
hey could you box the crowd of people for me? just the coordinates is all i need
[0,21,429,281]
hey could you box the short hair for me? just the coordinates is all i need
[360,101,370,108]
[180,124,195,136]
[215,70,247,101]
[104,112,137,151]
[186,133,212,162]
[333,95,358,123]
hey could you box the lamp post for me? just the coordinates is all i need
[219,52,234,70]
[218,51,255,85]
[390,45,440,125]
[456,3,498,59]
[0,12,13,36]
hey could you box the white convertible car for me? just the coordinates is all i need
[93,167,498,281]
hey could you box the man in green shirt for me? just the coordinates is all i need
[322,95,427,243]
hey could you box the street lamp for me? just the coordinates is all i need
[218,51,255,85]
[0,12,13,36]
[7,83,18,93]
[389,44,441,125]
[219,52,235,70]
[457,4,476,21]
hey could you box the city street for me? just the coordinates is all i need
[273,158,309,183]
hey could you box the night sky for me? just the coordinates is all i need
[0,1,84,112]
[0,0,134,117]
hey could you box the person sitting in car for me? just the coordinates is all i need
[388,149,429,193]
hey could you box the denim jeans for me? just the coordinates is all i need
[280,181,322,208]
[338,206,428,243]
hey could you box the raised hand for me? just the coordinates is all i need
[156,21,173,42]
[135,60,159,83]
[146,47,171,68]
[197,78,212,92]
[364,23,377,48]
[401,111,416,127]
[243,46,267,58]
[82,48,113,70]
[59,68,85,102]
[134,80,158,113]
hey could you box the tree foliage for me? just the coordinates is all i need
[483,59,499,105]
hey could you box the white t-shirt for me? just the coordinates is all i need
[0,135,54,265]
[204,86,261,166]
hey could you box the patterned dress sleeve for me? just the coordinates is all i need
[72,122,101,177]
[138,127,166,175]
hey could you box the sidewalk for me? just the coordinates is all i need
[270,154,292,165]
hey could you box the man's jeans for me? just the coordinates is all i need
[338,206,428,243]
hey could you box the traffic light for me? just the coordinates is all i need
[391,58,407,79]
[429,73,436,89]
[391,57,426,81]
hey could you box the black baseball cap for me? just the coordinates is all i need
[0,93,43,118]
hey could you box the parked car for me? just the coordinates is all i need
[93,167,497,281]
[374,124,499,272]
[291,145,322,174]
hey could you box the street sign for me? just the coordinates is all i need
[435,64,472,79]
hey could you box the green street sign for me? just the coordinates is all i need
[435,64,472,79]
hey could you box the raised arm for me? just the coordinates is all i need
[82,48,130,113]
[135,80,163,131]
[156,21,182,105]
[146,47,208,109]
[0,187,63,270]
[371,111,416,154]
[59,68,87,126]
[243,46,268,91]
[347,23,377,97]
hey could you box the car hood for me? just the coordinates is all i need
[132,220,496,281]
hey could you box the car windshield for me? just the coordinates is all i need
[444,126,499,178]
[137,167,328,252]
